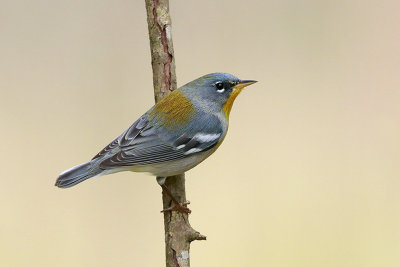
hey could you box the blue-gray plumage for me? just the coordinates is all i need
[56,73,256,189]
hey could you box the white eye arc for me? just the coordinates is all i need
[215,81,225,93]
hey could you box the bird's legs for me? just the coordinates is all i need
[157,176,191,214]
[160,184,191,214]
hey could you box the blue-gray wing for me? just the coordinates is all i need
[96,112,224,169]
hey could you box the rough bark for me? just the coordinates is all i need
[144,1,206,266]
[145,0,176,103]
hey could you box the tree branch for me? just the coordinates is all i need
[144,1,206,266]
[145,0,176,103]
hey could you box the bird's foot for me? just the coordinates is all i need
[161,201,191,214]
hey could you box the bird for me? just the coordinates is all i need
[55,73,257,213]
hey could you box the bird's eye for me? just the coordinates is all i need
[215,82,225,93]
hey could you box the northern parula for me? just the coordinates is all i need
[56,73,256,211]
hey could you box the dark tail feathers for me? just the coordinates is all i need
[55,161,100,188]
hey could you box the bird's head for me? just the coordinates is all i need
[181,73,257,117]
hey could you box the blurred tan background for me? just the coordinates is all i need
[1,0,400,266]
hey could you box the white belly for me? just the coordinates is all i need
[130,147,217,177]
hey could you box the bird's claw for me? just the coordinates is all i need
[161,201,191,214]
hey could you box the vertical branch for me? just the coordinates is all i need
[145,0,176,102]
[144,1,206,267]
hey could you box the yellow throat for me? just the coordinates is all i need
[222,87,244,117]
[222,81,256,117]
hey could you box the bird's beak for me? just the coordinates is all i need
[233,80,258,90]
